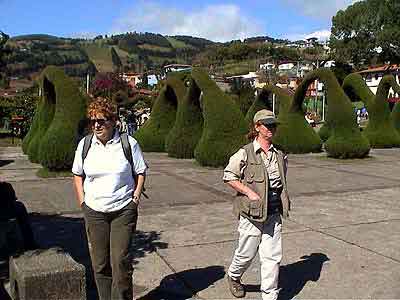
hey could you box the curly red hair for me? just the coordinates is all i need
[87,97,117,121]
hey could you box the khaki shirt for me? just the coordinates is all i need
[223,139,287,189]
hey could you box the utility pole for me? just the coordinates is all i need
[86,73,90,94]
[272,93,276,115]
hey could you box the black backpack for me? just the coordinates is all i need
[81,132,147,197]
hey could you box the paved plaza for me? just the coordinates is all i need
[1,146,400,299]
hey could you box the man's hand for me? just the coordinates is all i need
[247,190,261,201]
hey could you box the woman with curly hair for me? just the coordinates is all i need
[72,97,147,300]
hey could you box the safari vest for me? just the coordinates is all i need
[233,143,291,223]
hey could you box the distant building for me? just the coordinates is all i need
[147,74,158,86]
[358,64,400,94]
[122,72,142,88]
[278,62,295,71]
[259,63,275,71]
[226,72,260,88]
[163,64,192,74]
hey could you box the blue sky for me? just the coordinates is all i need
[0,0,358,42]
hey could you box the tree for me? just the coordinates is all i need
[330,0,400,68]
[110,47,122,73]
[0,31,10,88]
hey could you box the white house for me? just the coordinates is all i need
[358,64,400,95]
[278,63,295,71]
[259,63,275,71]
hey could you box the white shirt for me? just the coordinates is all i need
[72,130,147,212]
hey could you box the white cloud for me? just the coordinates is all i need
[111,2,264,42]
[286,29,331,42]
[280,0,360,20]
[70,31,99,39]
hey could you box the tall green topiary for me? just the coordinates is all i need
[25,78,57,163]
[245,85,292,125]
[134,75,180,152]
[363,75,400,148]
[37,66,87,170]
[165,77,203,158]
[22,99,41,154]
[392,102,400,132]
[341,73,400,148]
[268,76,322,154]
[294,68,369,158]
[191,68,247,167]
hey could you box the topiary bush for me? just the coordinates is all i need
[271,76,322,154]
[342,73,400,148]
[22,100,41,154]
[36,66,87,170]
[134,74,180,152]
[363,75,400,148]
[165,77,203,158]
[392,101,400,132]
[25,77,57,163]
[191,68,248,167]
[244,85,292,125]
[288,68,370,158]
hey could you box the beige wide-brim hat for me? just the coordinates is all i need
[253,109,279,125]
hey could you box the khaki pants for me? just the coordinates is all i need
[228,214,282,300]
[83,201,138,300]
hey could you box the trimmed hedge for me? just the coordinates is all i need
[25,78,57,163]
[342,73,374,106]
[342,73,400,148]
[392,102,400,132]
[363,75,400,148]
[271,78,322,154]
[165,77,203,158]
[191,68,248,167]
[244,85,292,125]
[290,69,369,158]
[35,66,87,170]
[389,81,400,133]
[134,75,181,152]
[22,98,42,155]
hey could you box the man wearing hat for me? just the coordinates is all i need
[223,109,291,300]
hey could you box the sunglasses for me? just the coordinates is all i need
[89,118,109,127]
[261,123,277,130]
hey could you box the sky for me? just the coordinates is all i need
[0,0,360,42]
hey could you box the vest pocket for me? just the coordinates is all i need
[249,200,262,218]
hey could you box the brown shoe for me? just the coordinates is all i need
[227,275,245,298]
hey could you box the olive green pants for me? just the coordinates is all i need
[83,201,138,300]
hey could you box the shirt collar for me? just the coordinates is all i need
[252,139,277,154]
[92,129,121,145]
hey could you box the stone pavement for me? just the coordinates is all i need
[1,146,400,299]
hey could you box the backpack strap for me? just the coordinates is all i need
[120,132,148,198]
[120,132,133,171]
[81,133,94,179]
[82,133,94,162]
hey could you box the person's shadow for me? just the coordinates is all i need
[244,253,329,300]
[139,265,225,300]
[278,252,330,300]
